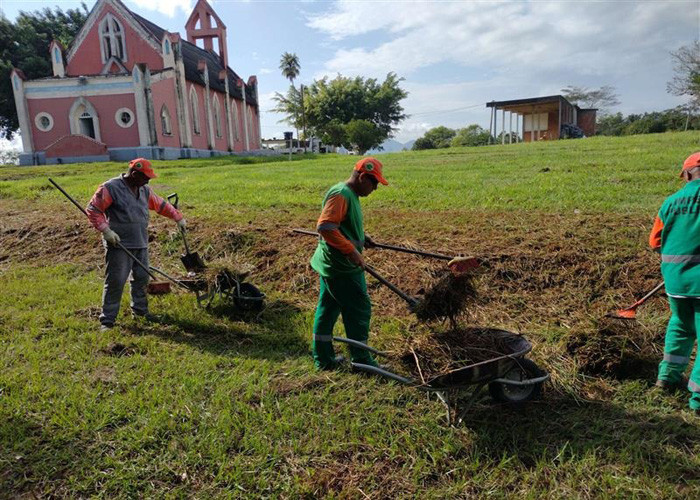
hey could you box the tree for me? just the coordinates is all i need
[412,126,455,150]
[0,4,88,139]
[345,119,381,155]
[303,73,407,150]
[451,124,491,147]
[271,85,303,130]
[667,40,700,130]
[279,52,301,143]
[561,85,620,115]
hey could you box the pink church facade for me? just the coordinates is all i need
[11,0,262,165]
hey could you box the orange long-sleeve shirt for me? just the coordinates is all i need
[316,194,357,255]
[86,184,182,232]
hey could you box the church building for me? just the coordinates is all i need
[10,0,261,165]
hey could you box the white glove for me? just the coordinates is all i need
[102,228,121,246]
[177,218,187,230]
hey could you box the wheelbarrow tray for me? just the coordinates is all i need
[421,329,532,389]
[335,329,548,425]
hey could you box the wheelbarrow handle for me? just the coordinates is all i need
[365,265,419,308]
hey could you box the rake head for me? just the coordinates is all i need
[447,256,480,276]
[607,308,637,320]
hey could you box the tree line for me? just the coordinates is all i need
[0,4,89,139]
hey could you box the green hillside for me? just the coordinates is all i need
[1,131,698,498]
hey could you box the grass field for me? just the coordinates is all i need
[1,131,699,498]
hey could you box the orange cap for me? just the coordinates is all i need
[680,152,700,177]
[128,158,157,179]
[354,157,388,185]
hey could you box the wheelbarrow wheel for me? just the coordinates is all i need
[489,358,545,404]
[234,282,265,312]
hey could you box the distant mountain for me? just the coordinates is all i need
[367,139,414,154]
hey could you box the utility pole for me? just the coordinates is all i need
[300,84,307,153]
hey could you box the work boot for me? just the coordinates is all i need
[100,323,114,332]
[655,376,689,392]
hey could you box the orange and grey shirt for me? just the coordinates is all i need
[649,179,700,297]
[87,175,182,249]
[310,182,364,277]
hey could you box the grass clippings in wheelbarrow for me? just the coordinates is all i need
[413,271,477,324]
[400,327,521,382]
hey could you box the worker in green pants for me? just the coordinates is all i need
[649,151,700,415]
[310,157,388,370]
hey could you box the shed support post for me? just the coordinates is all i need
[501,109,505,144]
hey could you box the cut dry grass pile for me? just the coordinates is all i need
[413,271,477,325]
[399,327,522,382]
[566,317,663,380]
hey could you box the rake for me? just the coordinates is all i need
[608,281,665,320]
[291,228,479,275]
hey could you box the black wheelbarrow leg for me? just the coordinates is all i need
[455,382,488,426]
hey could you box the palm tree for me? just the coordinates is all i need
[279,52,301,148]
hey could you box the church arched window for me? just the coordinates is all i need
[100,14,126,62]
[161,105,172,136]
[190,86,200,135]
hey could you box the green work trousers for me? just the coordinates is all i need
[658,296,700,410]
[312,273,376,370]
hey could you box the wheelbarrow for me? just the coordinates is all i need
[333,329,549,426]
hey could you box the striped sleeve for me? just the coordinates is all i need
[649,214,663,250]
[317,194,356,255]
[147,188,183,221]
[86,185,112,232]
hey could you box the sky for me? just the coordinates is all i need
[1,0,698,147]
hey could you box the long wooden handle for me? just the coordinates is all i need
[626,281,665,310]
[292,228,453,260]
[365,265,419,307]
[49,177,159,282]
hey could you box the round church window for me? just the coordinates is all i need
[115,108,134,128]
[35,112,54,132]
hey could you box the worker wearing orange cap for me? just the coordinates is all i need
[649,152,700,415]
[86,158,186,331]
[309,157,389,370]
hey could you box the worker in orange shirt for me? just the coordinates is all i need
[87,158,185,331]
[649,152,700,415]
[309,157,388,370]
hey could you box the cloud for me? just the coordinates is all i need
[308,1,696,79]
[258,68,273,75]
[307,0,696,140]
[127,0,193,18]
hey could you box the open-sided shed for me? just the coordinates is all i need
[486,95,597,143]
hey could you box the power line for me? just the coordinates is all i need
[410,103,483,117]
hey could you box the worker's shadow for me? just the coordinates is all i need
[129,299,309,361]
[464,394,697,485]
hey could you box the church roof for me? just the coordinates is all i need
[130,11,257,106]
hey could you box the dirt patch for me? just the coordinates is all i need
[75,305,101,320]
[566,318,663,380]
[272,375,326,397]
[100,342,142,357]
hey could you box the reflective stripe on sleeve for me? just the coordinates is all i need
[313,334,333,342]
[317,223,339,231]
[689,379,700,393]
[661,254,700,264]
